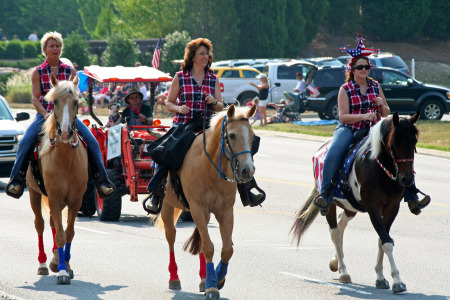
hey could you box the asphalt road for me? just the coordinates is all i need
[0,109,449,299]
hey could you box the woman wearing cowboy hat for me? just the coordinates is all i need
[121,87,153,125]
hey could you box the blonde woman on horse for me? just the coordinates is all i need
[144,38,265,214]
[6,31,115,199]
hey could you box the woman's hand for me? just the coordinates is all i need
[204,93,217,106]
[363,113,377,122]
[178,105,189,114]
[374,96,384,106]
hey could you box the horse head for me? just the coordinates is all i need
[44,73,79,142]
[221,104,257,183]
[387,112,420,187]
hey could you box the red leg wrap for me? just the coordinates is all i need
[168,252,179,281]
[199,252,206,279]
[51,228,57,252]
[38,235,47,264]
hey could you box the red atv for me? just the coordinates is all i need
[79,66,171,221]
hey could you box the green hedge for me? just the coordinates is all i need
[23,41,39,58]
[0,58,43,70]
[4,40,24,59]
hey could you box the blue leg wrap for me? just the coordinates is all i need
[64,243,71,262]
[215,260,228,281]
[205,262,218,290]
[58,247,67,271]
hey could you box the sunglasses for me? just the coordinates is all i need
[353,65,371,70]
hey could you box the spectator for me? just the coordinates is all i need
[249,74,269,126]
[293,72,307,95]
[267,99,294,123]
[154,93,167,114]
[28,30,38,42]
[2,36,8,43]
[139,82,149,104]
[121,88,153,125]
[135,61,142,67]
[13,35,20,41]
[93,84,111,108]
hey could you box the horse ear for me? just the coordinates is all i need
[410,112,420,124]
[50,72,59,87]
[227,104,235,118]
[71,74,79,87]
[247,104,257,118]
[393,112,399,126]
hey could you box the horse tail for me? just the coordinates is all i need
[290,187,320,247]
[41,195,50,218]
[183,227,201,255]
[154,207,183,230]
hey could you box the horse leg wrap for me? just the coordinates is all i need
[57,247,67,271]
[205,262,218,290]
[64,243,71,262]
[169,252,179,281]
[199,253,206,279]
[215,260,228,281]
[51,228,57,252]
[38,235,47,264]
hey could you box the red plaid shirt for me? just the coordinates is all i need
[341,78,380,132]
[173,70,216,124]
[36,60,73,112]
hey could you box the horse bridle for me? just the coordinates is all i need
[374,141,415,181]
[203,115,253,183]
[49,112,79,148]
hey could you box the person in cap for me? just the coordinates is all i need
[121,87,153,125]
[249,73,269,126]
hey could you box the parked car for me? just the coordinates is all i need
[306,66,450,120]
[0,95,30,177]
[212,58,285,68]
[303,57,345,67]
[337,53,409,75]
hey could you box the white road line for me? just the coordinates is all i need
[280,271,372,295]
[74,225,111,235]
[0,290,27,300]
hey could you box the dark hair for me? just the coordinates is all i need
[345,56,374,82]
[181,38,214,71]
[295,72,303,78]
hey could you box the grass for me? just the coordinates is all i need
[254,119,450,152]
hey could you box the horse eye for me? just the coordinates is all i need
[228,133,236,140]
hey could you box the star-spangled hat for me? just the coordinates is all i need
[340,33,380,68]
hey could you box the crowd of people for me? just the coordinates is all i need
[0,29,39,43]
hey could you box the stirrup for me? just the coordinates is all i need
[313,193,331,216]
[142,193,162,215]
[5,174,26,199]
[94,174,116,199]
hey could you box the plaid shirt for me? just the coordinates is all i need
[36,60,72,112]
[341,78,380,132]
[173,70,216,124]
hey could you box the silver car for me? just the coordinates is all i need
[0,95,30,177]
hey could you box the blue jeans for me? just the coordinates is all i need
[320,125,354,197]
[10,112,107,181]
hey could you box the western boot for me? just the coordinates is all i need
[237,177,266,207]
[405,185,431,215]
[5,172,27,199]
[94,173,115,199]
[143,183,165,214]
[313,183,335,216]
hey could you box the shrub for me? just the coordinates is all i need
[160,31,191,76]
[0,42,6,59]
[4,40,24,59]
[63,32,91,69]
[101,33,140,67]
[23,41,38,58]
[5,72,32,103]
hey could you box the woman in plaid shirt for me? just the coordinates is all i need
[144,38,265,214]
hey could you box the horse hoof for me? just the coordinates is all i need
[49,262,58,273]
[217,278,226,290]
[339,274,352,283]
[68,270,74,279]
[204,288,220,300]
[56,270,71,284]
[376,279,390,289]
[329,258,338,272]
[199,278,206,292]
[37,267,49,275]
[392,283,407,294]
[169,279,181,290]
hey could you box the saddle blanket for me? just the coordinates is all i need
[313,139,365,201]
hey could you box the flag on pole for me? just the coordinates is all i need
[152,37,161,69]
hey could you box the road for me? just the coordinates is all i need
[0,110,449,299]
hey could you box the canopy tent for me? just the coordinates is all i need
[83,66,172,83]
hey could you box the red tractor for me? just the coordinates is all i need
[79,66,171,221]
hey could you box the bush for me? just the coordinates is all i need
[5,72,32,103]
[0,73,14,95]
[0,42,6,58]
[23,41,38,58]
[101,33,140,67]
[4,40,24,59]
[63,32,91,69]
[160,31,191,76]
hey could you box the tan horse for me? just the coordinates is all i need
[26,73,88,284]
[155,104,257,300]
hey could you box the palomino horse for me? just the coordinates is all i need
[26,73,88,284]
[291,112,420,294]
[155,104,257,300]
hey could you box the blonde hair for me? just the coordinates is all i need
[41,31,64,58]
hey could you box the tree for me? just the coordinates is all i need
[160,31,191,76]
[422,0,450,39]
[101,33,140,66]
[324,0,362,34]
[76,0,106,39]
[363,0,431,41]
[300,0,329,43]
[284,0,306,58]
[63,32,91,69]
[235,0,288,58]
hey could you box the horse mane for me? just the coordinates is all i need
[39,80,79,156]
[209,106,251,133]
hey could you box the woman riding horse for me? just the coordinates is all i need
[6,31,114,199]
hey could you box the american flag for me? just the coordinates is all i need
[152,37,161,69]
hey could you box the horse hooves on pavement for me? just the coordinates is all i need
[217,278,226,290]
[37,266,49,275]
[392,283,407,294]
[203,288,220,300]
[339,274,352,283]
[169,279,181,290]
[376,279,390,289]
[199,278,206,292]
[56,270,71,284]
[329,258,338,272]
[68,270,74,279]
